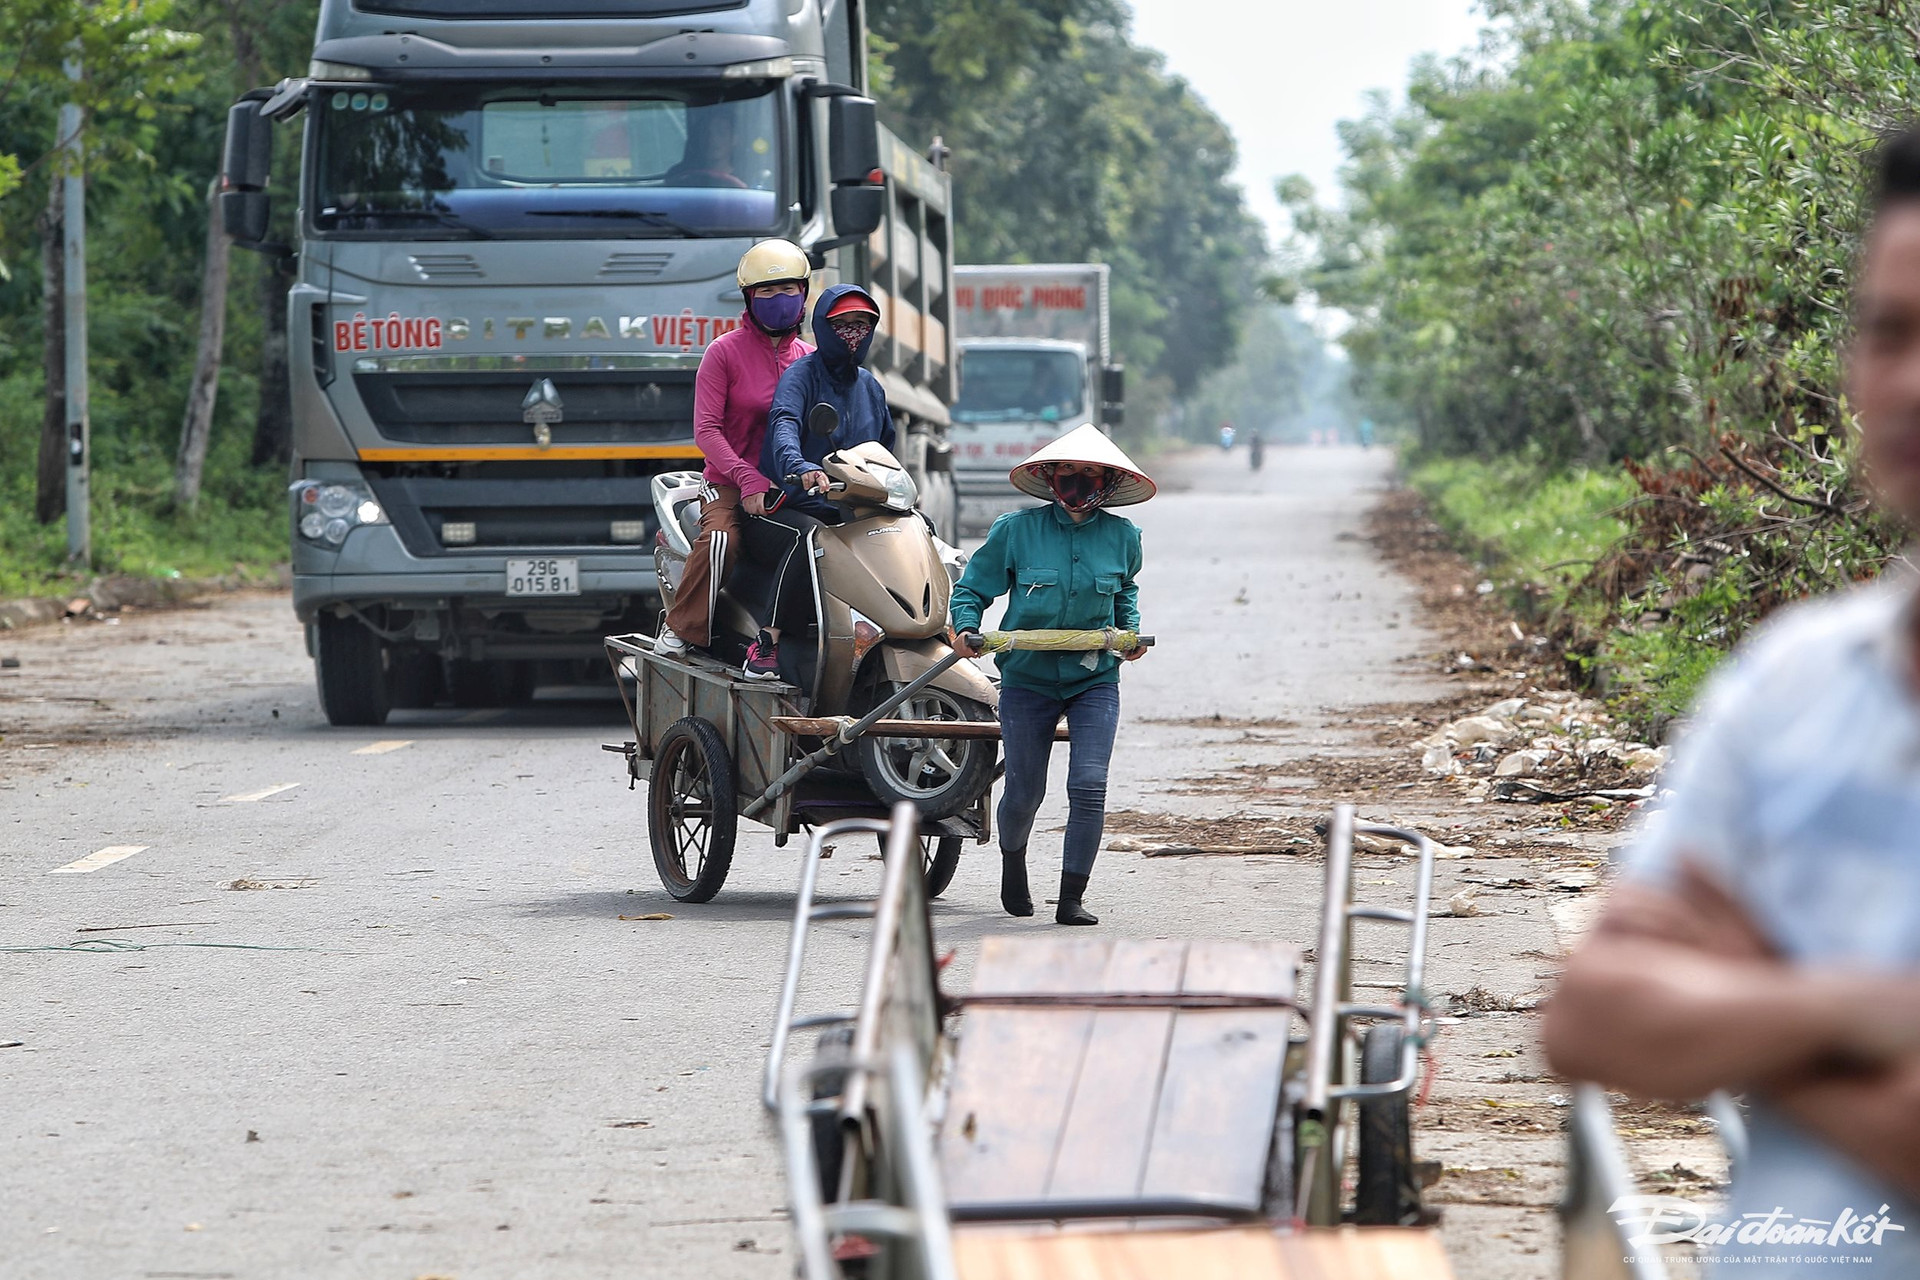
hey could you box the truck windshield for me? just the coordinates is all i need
[313,81,784,237]
[953,348,1085,424]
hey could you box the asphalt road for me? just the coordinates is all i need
[1,445,1550,1279]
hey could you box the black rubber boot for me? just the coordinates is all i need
[1000,850,1034,918]
[1056,872,1099,926]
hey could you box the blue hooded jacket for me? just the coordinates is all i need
[761,283,896,520]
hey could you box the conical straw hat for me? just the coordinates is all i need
[1009,424,1157,507]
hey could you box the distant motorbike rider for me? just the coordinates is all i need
[949,425,1153,926]
[657,240,814,655]
[740,285,895,679]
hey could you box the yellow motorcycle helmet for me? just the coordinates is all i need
[736,239,811,294]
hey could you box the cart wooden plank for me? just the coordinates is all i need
[942,936,1300,1220]
[1136,942,1297,1209]
[951,1226,1453,1280]
[1047,941,1186,1199]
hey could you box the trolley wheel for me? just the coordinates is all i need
[315,614,390,727]
[872,832,965,899]
[647,716,738,902]
[851,682,996,821]
[1355,1023,1421,1225]
[810,1025,854,1202]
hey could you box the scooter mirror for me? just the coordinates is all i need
[807,403,840,438]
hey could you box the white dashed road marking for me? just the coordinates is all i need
[219,783,301,804]
[50,845,149,875]
[352,740,414,756]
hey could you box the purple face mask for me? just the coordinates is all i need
[748,290,806,334]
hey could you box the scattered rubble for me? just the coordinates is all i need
[1414,691,1669,808]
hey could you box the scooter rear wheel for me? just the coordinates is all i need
[852,682,996,822]
[648,716,738,902]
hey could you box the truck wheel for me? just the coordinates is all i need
[388,650,443,710]
[921,470,959,543]
[852,682,995,821]
[647,716,737,902]
[1355,1023,1421,1225]
[448,659,533,708]
[315,614,391,727]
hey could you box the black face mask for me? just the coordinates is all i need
[1049,469,1104,512]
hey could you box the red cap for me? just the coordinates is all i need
[826,291,880,320]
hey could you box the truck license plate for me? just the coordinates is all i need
[506,558,579,597]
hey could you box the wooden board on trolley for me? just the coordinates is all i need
[939,936,1299,1219]
[952,1225,1453,1280]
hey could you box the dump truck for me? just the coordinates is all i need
[950,263,1123,529]
[220,0,957,725]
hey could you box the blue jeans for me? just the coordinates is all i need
[997,682,1120,878]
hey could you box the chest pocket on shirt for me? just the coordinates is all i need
[1094,573,1124,596]
[1017,568,1059,597]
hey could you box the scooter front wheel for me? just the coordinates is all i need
[852,683,996,822]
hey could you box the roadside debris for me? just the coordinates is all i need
[1415,690,1669,807]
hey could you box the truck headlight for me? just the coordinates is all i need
[291,480,388,547]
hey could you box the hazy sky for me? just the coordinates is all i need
[1128,0,1488,246]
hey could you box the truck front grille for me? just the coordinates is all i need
[365,467,661,555]
[353,370,696,445]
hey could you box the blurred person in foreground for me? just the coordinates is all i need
[1542,131,1920,1276]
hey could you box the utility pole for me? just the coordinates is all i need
[60,57,90,567]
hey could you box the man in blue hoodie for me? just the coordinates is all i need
[740,284,895,678]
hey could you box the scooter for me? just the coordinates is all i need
[650,407,997,818]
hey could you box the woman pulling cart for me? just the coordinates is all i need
[949,425,1154,926]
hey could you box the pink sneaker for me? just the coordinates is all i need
[743,631,781,681]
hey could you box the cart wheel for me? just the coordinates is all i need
[873,832,965,899]
[647,716,738,902]
[1355,1023,1421,1225]
[851,682,995,821]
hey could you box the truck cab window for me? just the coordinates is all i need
[314,82,785,237]
[954,348,1087,424]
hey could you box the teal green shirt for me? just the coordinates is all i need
[948,503,1144,699]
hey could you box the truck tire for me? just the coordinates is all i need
[388,649,443,710]
[315,614,391,727]
[448,659,533,708]
[1355,1023,1421,1225]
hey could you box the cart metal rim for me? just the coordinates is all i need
[660,731,717,887]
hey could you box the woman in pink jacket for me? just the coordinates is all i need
[659,241,814,652]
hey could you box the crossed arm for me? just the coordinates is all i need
[1543,863,1920,1199]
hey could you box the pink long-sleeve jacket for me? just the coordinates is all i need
[693,316,813,498]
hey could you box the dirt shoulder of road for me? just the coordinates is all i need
[0,566,287,634]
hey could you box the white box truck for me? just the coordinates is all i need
[951,263,1123,530]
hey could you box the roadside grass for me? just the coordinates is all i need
[0,408,284,599]
[1407,454,1633,622]
[1408,452,1734,734]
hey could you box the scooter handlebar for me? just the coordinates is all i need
[958,628,1154,654]
[782,472,845,494]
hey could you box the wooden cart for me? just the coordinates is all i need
[766,802,1452,1280]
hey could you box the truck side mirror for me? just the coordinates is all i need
[220,99,273,245]
[827,95,880,186]
[1100,364,1126,426]
[830,185,885,240]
